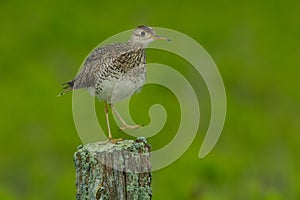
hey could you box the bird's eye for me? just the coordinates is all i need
[140,31,145,36]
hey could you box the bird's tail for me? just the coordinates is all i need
[57,80,74,97]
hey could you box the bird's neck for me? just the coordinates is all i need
[127,40,148,49]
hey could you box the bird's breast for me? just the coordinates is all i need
[95,64,146,103]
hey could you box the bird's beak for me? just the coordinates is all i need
[153,34,171,41]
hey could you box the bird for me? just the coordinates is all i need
[59,25,170,142]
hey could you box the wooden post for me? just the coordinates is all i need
[73,137,152,200]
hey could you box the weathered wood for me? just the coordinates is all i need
[73,137,152,200]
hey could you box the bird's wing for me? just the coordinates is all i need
[73,44,124,89]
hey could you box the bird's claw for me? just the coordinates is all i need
[105,138,124,144]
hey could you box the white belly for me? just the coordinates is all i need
[96,72,145,104]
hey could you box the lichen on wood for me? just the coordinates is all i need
[74,137,152,200]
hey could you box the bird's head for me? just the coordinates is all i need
[129,25,170,47]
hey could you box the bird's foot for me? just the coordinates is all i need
[119,124,144,131]
[105,138,124,144]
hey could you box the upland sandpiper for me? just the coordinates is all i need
[59,25,170,142]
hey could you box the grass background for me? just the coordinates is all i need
[1,0,300,199]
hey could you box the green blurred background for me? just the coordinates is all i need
[1,0,300,199]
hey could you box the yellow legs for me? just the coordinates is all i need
[110,105,143,131]
[103,102,142,143]
[104,102,112,140]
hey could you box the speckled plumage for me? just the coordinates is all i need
[73,43,146,103]
[60,25,170,140]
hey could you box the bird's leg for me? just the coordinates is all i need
[104,102,112,140]
[103,103,123,144]
[111,104,143,131]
